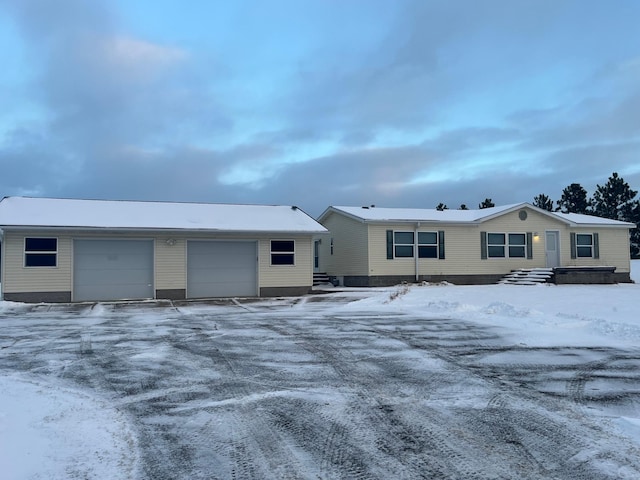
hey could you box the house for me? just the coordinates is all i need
[0,197,327,303]
[316,203,635,286]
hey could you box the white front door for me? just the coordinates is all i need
[545,231,560,268]
[313,240,320,273]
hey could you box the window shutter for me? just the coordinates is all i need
[438,230,445,260]
[526,232,533,259]
[386,230,393,259]
[570,232,577,259]
[593,232,600,259]
[480,231,487,260]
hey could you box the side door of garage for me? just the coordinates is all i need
[73,239,154,302]
[187,240,257,298]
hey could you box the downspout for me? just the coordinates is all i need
[415,222,420,282]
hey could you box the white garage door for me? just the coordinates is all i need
[187,241,257,298]
[73,240,154,302]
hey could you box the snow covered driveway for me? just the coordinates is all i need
[2,287,640,479]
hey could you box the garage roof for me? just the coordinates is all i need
[0,197,327,233]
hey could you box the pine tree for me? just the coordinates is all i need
[533,194,554,211]
[592,173,640,258]
[458,204,469,210]
[478,198,495,209]
[436,203,448,211]
[592,172,638,220]
[557,183,590,214]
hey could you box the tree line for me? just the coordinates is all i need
[435,172,639,258]
[532,172,639,258]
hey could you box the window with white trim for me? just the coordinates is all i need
[418,232,438,258]
[24,237,57,267]
[271,240,295,265]
[576,234,593,258]
[393,231,414,258]
[508,233,526,258]
[487,233,527,258]
[487,233,506,258]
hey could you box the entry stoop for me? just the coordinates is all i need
[313,272,331,286]
[498,268,555,285]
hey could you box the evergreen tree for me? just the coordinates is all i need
[533,194,554,211]
[557,183,591,214]
[591,172,640,258]
[478,198,495,209]
[436,203,448,211]
[458,204,469,210]
[592,172,638,220]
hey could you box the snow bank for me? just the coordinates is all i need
[332,260,640,348]
[0,374,139,480]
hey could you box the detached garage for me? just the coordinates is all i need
[0,197,326,303]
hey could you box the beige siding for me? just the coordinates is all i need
[366,207,631,276]
[155,237,186,290]
[2,231,72,293]
[319,212,369,275]
[565,228,631,272]
[259,237,313,287]
[2,230,315,296]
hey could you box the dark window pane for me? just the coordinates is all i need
[418,232,437,244]
[418,245,437,258]
[576,235,592,246]
[509,246,526,258]
[487,233,505,245]
[395,245,414,257]
[25,253,57,267]
[271,240,294,252]
[271,253,294,265]
[488,246,505,257]
[508,234,526,245]
[25,238,57,252]
[577,246,592,258]
[394,232,414,244]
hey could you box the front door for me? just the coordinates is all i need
[545,231,560,268]
[313,240,320,273]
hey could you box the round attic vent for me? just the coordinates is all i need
[519,210,528,221]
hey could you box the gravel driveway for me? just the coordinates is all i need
[1,295,640,479]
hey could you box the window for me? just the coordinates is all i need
[576,234,593,258]
[25,237,57,267]
[508,233,526,258]
[418,232,438,258]
[487,233,506,258]
[486,233,527,258]
[271,240,295,265]
[393,231,414,258]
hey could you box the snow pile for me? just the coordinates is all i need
[333,260,640,348]
[0,374,140,480]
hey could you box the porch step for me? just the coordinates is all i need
[498,268,555,285]
[313,272,331,286]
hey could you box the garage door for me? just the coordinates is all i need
[73,240,154,302]
[187,241,257,298]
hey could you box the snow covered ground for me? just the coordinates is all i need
[0,261,638,479]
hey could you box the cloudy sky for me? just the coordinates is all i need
[1,0,639,217]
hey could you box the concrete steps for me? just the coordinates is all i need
[498,268,554,285]
[313,272,331,286]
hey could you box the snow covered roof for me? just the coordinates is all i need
[0,197,328,233]
[321,203,635,227]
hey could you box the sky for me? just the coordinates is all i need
[0,0,639,217]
